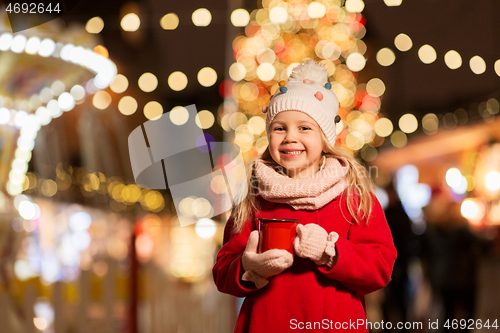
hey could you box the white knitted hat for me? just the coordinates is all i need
[262,60,340,147]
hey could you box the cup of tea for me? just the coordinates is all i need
[257,218,299,256]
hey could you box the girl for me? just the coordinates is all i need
[212,60,397,332]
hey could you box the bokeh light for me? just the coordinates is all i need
[231,9,250,27]
[376,48,396,66]
[121,13,141,32]
[346,53,366,72]
[118,96,138,115]
[198,67,218,87]
[92,91,112,110]
[195,110,215,129]
[256,63,276,81]
[345,0,365,13]
[192,8,212,27]
[269,7,288,23]
[418,44,437,64]
[470,56,486,74]
[307,2,327,18]
[446,168,462,188]
[168,71,188,91]
[374,118,393,137]
[391,131,407,148]
[422,113,439,135]
[486,171,500,191]
[170,106,189,126]
[110,74,129,93]
[366,78,385,97]
[394,33,412,51]
[444,50,462,69]
[160,13,179,30]
[86,17,104,34]
[144,101,163,120]
[399,113,418,133]
[138,72,158,92]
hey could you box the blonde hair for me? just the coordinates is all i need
[230,130,374,234]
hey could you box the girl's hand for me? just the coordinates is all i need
[294,224,339,268]
[241,230,294,288]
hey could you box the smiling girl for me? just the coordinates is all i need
[213,60,397,333]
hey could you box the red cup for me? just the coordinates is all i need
[257,218,299,256]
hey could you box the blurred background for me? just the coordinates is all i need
[1,0,500,332]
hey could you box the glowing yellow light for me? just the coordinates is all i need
[231,9,250,27]
[486,171,500,191]
[168,71,188,91]
[376,48,396,66]
[93,45,108,58]
[422,113,439,135]
[257,48,276,64]
[110,74,129,93]
[41,179,57,196]
[51,80,65,96]
[170,106,189,125]
[229,63,246,81]
[118,96,138,115]
[390,131,407,148]
[160,13,179,30]
[461,199,484,220]
[307,2,326,18]
[248,116,266,134]
[384,0,402,6]
[256,63,276,81]
[198,67,217,87]
[192,8,212,27]
[399,113,418,133]
[195,110,215,129]
[346,131,365,150]
[443,50,462,69]
[495,60,500,77]
[34,318,48,330]
[446,168,462,188]
[374,118,393,137]
[394,33,412,51]
[93,91,112,110]
[269,7,288,23]
[144,101,163,120]
[192,197,212,218]
[418,44,436,64]
[346,53,366,72]
[121,13,141,32]
[86,17,104,34]
[470,56,486,74]
[366,78,385,97]
[345,0,365,13]
[138,72,158,92]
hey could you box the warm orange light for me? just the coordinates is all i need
[93,45,109,58]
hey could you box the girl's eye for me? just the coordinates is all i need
[274,127,284,131]
[300,126,310,130]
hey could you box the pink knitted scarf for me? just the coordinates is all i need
[253,156,349,210]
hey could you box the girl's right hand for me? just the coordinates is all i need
[241,230,294,288]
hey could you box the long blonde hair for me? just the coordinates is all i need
[230,130,374,233]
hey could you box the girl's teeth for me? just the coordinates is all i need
[286,151,302,155]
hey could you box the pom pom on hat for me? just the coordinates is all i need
[264,59,340,148]
[289,60,329,85]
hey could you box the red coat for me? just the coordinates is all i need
[213,192,397,333]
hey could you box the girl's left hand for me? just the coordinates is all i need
[294,224,339,267]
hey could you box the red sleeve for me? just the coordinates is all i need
[212,214,259,297]
[318,194,397,295]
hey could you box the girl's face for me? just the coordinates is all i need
[268,110,326,179]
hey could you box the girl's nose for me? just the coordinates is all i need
[283,131,298,143]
